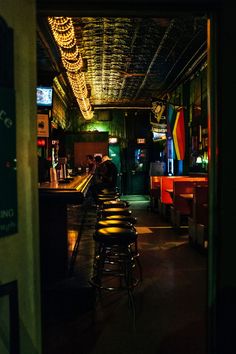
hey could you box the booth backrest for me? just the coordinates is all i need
[193,185,208,226]
[172,180,207,215]
[174,179,208,196]
[160,176,188,204]
[150,176,161,189]
[173,181,195,214]
[160,176,208,204]
[174,180,196,195]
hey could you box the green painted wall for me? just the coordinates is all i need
[0,1,42,353]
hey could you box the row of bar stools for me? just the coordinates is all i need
[94,187,139,268]
[95,188,121,209]
[96,196,138,259]
[96,208,135,255]
[90,226,139,327]
[91,226,139,290]
[90,197,142,328]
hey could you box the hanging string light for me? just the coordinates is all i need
[48,16,93,120]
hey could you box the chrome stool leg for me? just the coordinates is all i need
[90,227,141,329]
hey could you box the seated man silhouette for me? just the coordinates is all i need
[99,155,118,189]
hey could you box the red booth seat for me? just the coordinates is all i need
[149,176,161,211]
[160,176,189,204]
[150,176,161,190]
[188,185,208,250]
[160,176,208,204]
[169,178,208,227]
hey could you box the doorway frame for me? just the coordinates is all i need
[37,2,221,352]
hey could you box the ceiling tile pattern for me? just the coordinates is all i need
[37,16,207,110]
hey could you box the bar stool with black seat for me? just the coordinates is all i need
[96,195,119,210]
[99,187,120,195]
[96,188,120,200]
[95,189,120,208]
[101,199,130,209]
[98,207,132,220]
[95,218,139,259]
[90,226,141,327]
[96,190,120,200]
[97,202,139,256]
[104,214,138,225]
[96,194,119,204]
[96,219,134,230]
[97,217,139,258]
[96,199,130,219]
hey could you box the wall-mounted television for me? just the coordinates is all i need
[152,131,166,141]
[36,86,53,107]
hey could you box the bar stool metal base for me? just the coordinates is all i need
[90,227,142,329]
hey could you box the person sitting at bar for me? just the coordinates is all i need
[99,155,118,189]
[86,154,96,173]
[89,155,118,204]
[93,155,103,183]
[86,155,103,204]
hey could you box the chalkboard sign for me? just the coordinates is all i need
[0,17,17,237]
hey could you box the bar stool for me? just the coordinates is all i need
[105,214,138,225]
[96,196,119,210]
[99,207,132,219]
[90,226,141,326]
[99,187,120,195]
[97,195,119,203]
[101,200,129,209]
[95,219,140,259]
[96,219,134,230]
[95,187,120,206]
[96,190,120,200]
[97,189,120,197]
[95,215,139,257]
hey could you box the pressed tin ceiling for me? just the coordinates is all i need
[37,15,207,112]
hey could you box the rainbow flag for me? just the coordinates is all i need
[173,107,185,160]
[167,103,176,138]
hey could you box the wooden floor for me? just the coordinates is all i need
[42,195,207,354]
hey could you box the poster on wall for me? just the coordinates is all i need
[37,113,49,137]
[150,99,167,138]
[0,18,18,237]
[150,99,167,124]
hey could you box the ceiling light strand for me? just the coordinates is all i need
[48,16,93,120]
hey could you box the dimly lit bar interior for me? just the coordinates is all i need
[1,1,236,354]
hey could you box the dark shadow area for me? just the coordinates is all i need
[42,195,207,354]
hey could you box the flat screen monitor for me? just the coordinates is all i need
[36,86,53,107]
[152,131,166,141]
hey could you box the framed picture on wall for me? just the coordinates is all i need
[37,113,49,137]
[0,280,19,354]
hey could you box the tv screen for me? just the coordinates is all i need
[152,131,166,141]
[36,86,53,107]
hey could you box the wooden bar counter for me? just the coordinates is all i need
[38,173,94,288]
